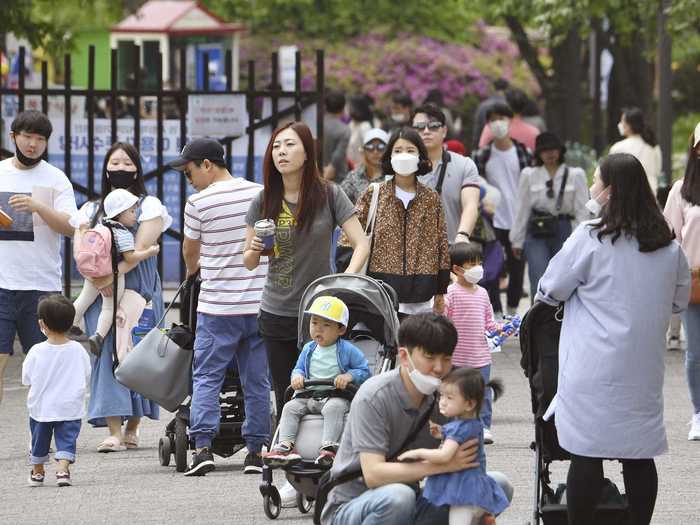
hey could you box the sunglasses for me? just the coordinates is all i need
[412,121,443,132]
[363,143,387,152]
[546,179,554,199]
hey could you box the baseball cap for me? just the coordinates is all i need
[168,138,225,170]
[304,296,350,327]
[104,188,139,219]
[694,122,700,148]
[362,128,390,146]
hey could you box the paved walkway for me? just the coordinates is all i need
[1,317,698,524]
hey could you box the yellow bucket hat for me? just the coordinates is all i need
[305,296,349,327]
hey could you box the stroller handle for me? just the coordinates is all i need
[283,380,359,403]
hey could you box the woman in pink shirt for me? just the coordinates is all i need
[663,123,700,441]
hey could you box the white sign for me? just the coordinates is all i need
[279,45,298,92]
[187,94,247,138]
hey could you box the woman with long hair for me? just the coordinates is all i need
[73,141,172,452]
[244,121,369,418]
[610,107,662,195]
[535,153,690,525]
[664,123,700,441]
[347,126,450,319]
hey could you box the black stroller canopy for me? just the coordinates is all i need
[297,274,399,349]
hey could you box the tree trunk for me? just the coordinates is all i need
[605,31,654,145]
[544,29,584,143]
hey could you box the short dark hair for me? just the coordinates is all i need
[381,127,432,176]
[493,78,509,91]
[392,91,413,108]
[325,90,346,114]
[449,242,482,268]
[592,153,673,253]
[442,368,503,417]
[411,104,446,127]
[398,313,457,356]
[505,88,529,114]
[11,110,53,139]
[37,295,75,334]
[486,102,514,121]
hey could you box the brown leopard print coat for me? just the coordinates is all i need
[353,179,450,304]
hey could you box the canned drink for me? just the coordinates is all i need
[0,208,12,229]
[254,219,276,255]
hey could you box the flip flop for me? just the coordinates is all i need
[122,430,139,450]
[97,436,124,453]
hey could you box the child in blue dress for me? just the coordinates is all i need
[399,367,508,525]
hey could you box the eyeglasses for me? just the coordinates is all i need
[545,179,554,199]
[412,121,443,132]
[363,143,387,152]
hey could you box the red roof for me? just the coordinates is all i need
[112,0,244,34]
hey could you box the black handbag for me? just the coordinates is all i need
[528,167,568,238]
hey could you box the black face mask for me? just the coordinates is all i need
[14,140,42,167]
[107,169,138,189]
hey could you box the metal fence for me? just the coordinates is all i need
[0,45,325,296]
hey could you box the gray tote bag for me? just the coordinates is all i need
[115,280,194,412]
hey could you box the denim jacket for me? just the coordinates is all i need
[291,338,371,385]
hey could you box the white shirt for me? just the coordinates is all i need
[609,136,662,194]
[184,178,267,316]
[485,146,521,230]
[394,185,415,209]
[22,340,92,422]
[0,158,77,291]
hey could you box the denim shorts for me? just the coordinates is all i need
[0,288,58,355]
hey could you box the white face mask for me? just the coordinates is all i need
[463,265,484,284]
[617,122,626,137]
[585,187,609,216]
[405,351,441,395]
[391,152,419,176]
[391,113,407,123]
[489,119,510,139]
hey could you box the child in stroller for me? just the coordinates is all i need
[262,296,370,468]
[259,273,400,520]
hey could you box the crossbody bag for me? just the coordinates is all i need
[528,167,569,238]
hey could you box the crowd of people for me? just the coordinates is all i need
[1,93,699,525]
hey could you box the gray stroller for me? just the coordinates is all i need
[259,273,400,519]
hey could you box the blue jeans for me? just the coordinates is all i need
[0,288,57,354]
[682,303,700,414]
[189,313,271,451]
[477,364,493,429]
[330,473,513,525]
[523,218,572,302]
[30,418,81,464]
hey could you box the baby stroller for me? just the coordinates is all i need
[157,274,248,472]
[259,273,400,519]
[519,301,630,525]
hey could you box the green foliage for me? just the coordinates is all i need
[204,0,480,43]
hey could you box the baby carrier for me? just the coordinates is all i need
[259,273,400,520]
[519,301,630,524]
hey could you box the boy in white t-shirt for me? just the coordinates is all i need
[22,294,91,487]
[0,110,77,405]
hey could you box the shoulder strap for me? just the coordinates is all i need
[435,150,450,195]
[365,182,381,236]
[328,183,337,226]
[555,167,569,212]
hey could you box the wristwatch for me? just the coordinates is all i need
[457,231,470,240]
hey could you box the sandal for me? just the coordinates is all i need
[97,436,124,453]
[122,430,139,450]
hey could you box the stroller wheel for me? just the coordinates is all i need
[263,490,282,520]
[158,437,171,466]
[174,417,188,473]
[296,492,313,514]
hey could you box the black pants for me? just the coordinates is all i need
[567,454,658,525]
[486,228,525,312]
[257,310,299,419]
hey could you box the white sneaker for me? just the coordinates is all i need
[667,336,682,351]
[483,428,494,444]
[278,480,298,508]
[689,413,700,441]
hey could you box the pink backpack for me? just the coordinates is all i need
[76,224,114,278]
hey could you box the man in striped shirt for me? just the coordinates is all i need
[173,138,270,476]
